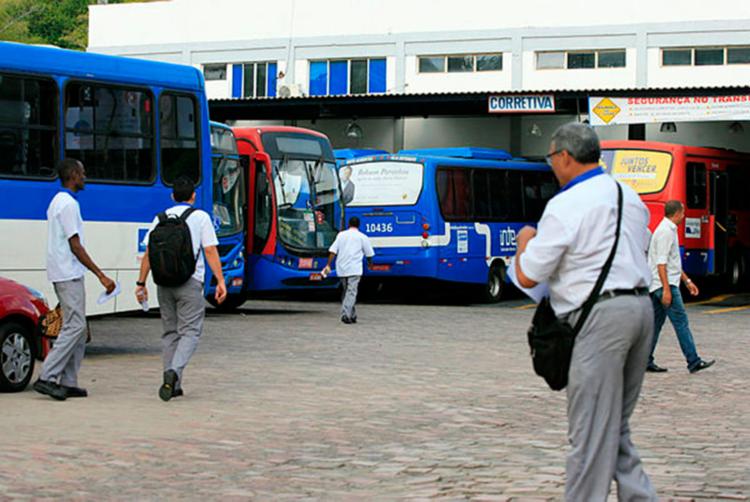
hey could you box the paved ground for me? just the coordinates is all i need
[1,292,748,501]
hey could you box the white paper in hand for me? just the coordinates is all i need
[507,257,549,304]
[97,281,121,305]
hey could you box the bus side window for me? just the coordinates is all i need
[727,165,749,211]
[437,167,471,220]
[686,162,707,209]
[0,73,57,179]
[472,169,491,220]
[160,92,200,185]
[254,161,272,251]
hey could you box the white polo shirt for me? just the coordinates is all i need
[47,190,86,283]
[144,204,219,284]
[648,218,683,292]
[520,172,652,316]
[329,227,375,277]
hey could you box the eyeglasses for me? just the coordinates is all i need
[545,149,564,166]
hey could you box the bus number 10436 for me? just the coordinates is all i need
[365,222,394,233]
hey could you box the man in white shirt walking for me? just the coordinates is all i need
[514,123,657,500]
[135,177,227,401]
[322,217,374,324]
[33,159,116,401]
[646,200,714,374]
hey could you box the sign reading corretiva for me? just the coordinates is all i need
[589,95,750,126]
[488,94,555,113]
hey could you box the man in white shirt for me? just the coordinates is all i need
[135,177,227,401]
[646,200,714,374]
[514,123,657,500]
[322,216,374,324]
[33,159,115,401]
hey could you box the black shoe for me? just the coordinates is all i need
[689,359,715,374]
[341,316,353,324]
[172,388,184,398]
[32,379,67,401]
[159,370,179,401]
[351,317,357,324]
[63,386,88,398]
[646,363,668,373]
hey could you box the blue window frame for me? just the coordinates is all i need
[309,58,387,96]
[231,62,277,98]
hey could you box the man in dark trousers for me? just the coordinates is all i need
[135,177,227,401]
[514,123,657,500]
[33,159,116,401]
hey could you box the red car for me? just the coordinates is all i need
[0,277,49,392]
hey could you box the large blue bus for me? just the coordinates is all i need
[340,148,558,302]
[0,42,213,314]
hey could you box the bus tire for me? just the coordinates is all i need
[479,262,506,304]
[728,250,746,290]
[206,293,246,312]
[0,322,35,393]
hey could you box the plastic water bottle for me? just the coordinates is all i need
[136,289,149,312]
[140,300,149,312]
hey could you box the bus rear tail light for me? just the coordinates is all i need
[422,232,429,239]
[422,223,430,231]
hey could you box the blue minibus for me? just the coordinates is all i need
[0,42,212,314]
[339,148,558,302]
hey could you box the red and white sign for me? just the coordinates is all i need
[589,95,750,126]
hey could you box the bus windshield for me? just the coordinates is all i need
[212,155,245,237]
[600,149,673,195]
[272,156,341,251]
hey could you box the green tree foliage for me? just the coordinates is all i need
[0,0,155,50]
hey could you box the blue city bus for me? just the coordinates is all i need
[339,148,558,302]
[0,42,213,314]
[204,122,246,308]
[334,148,388,164]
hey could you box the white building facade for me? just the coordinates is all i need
[88,0,750,153]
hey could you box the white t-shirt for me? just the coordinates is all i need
[47,191,86,283]
[648,218,683,292]
[144,204,219,284]
[329,227,375,277]
[520,173,652,316]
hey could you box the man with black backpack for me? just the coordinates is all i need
[135,177,227,401]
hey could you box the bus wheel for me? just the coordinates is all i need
[207,293,246,312]
[728,251,746,290]
[479,262,506,304]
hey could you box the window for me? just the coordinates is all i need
[537,50,625,69]
[437,167,557,222]
[448,55,474,73]
[308,58,387,96]
[418,54,503,73]
[598,50,627,68]
[728,47,750,65]
[662,46,750,67]
[686,162,707,209]
[0,73,57,179]
[695,48,724,66]
[65,82,154,183]
[203,64,227,81]
[231,62,277,98]
[727,165,750,211]
[159,92,199,185]
[536,51,565,69]
[663,49,692,66]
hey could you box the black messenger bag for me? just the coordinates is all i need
[527,181,623,391]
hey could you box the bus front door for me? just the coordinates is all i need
[710,171,730,275]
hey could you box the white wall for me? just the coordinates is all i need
[522,49,638,90]
[89,0,750,48]
[404,54,512,94]
[404,117,512,151]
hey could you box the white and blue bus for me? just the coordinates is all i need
[0,42,212,314]
[340,148,558,302]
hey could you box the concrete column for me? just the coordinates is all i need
[393,117,405,152]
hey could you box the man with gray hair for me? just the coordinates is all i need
[646,199,714,373]
[514,123,657,499]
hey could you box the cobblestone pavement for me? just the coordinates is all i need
[1,294,748,501]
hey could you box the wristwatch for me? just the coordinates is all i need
[136,281,146,287]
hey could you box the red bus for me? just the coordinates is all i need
[600,140,750,287]
[229,126,344,297]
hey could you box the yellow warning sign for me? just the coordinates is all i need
[592,98,621,124]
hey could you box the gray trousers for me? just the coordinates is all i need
[340,276,360,320]
[157,279,205,388]
[40,278,86,387]
[565,295,657,501]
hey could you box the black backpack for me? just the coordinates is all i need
[148,207,199,287]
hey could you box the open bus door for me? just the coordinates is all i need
[710,171,730,275]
